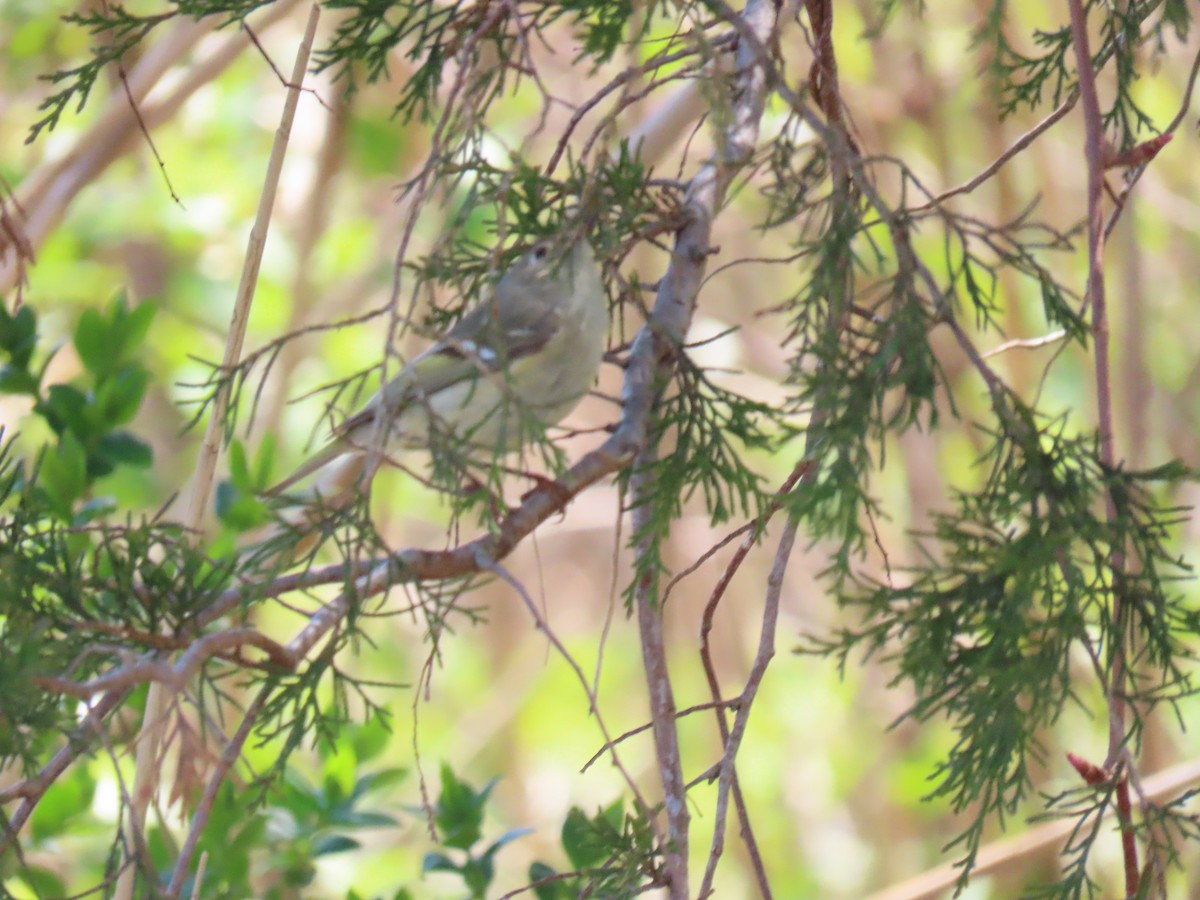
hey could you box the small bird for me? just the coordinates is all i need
[267,236,608,508]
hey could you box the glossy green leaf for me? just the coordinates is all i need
[94,431,152,470]
[113,299,155,356]
[37,383,90,437]
[422,851,460,874]
[435,765,490,851]
[73,307,111,375]
[28,764,95,842]
[227,439,252,489]
[10,865,68,898]
[0,363,39,395]
[312,834,360,856]
[215,480,269,530]
[529,862,568,900]
[95,367,149,425]
[0,304,39,369]
[40,432,87,518]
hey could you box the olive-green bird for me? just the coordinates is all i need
[268,237,607,505]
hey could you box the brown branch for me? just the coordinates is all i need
[909,2,1169,216]
[13,4,779,889]
[0,16,209,293]
[255,77,350,436]
[0,2,305,295]
[186,5,320,526]
[621,2,782,895]
[0,176,35,305]
[1066,2,1136,895]
[33,628,294,699]
[544,34,735,175]
[630,453,690,899]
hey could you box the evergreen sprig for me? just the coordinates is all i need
[316,0,645,122]
[809,405,1199,887]
[27,1,275,143]
[974,0,1174,149]
[623,347,785,609]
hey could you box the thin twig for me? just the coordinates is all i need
[580,699,739,772]
[545,35,734,175]
[695,461,809,898]
[34,628,294,698]
[477,553,661,843]
[166,689,267,898]
[624,1,781,894]
[115,57,181,205]
[980,330,1068,358]
[0,1,305,294]
[697,514,797,899]
[909,97,1077,214]
[0,16,208,293]
[186,4,320,525]
[0,689,128,845]
[1103,37,1200,239]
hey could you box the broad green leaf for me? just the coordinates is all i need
[37,383,90,438]
[421,851,460,874]
[350,720,394,768]
[94,432,152,471]
[561,806,610,871]
[0,363,39,395]
[529,862,568,900]
[41,433,87,518]
[76,496,118,523]
[28,765,95,842]
[10,865,68,898]
[73,307,111,375]
[331,809,397,828]
[114,299,155,356]
[95,367,149,425]
[214,482,270,530]
[254,433,276,490]
[312,834,359,856]
[227,439,252,489]
[436,765,487,851]
[4,305,38,369]
[462,854,494,896]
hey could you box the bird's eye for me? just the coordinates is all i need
[532,242,549,261]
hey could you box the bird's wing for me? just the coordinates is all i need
[438,293,564,365]
[267,279,565,495]
[347,294,563,422]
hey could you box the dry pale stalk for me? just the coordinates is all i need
[115,8,321,898]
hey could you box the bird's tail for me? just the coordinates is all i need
[245,453,370,567]
[265,439,352,497]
